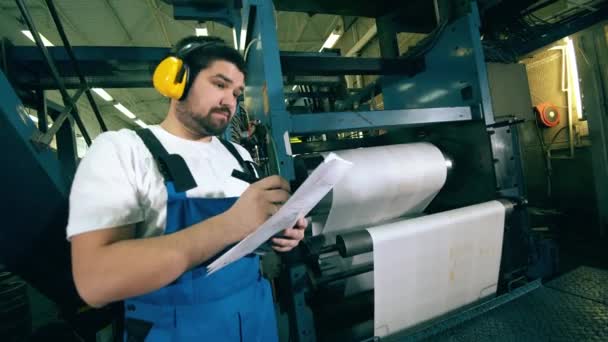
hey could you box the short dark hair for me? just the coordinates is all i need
[173,36,246,80]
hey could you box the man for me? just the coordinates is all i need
[67,36,306,341]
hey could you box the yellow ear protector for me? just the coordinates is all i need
[153,41,217,100]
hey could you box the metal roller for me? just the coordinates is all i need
[336,230,373,258]
[331,199,517,259]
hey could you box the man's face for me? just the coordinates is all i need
[175,60,245,137]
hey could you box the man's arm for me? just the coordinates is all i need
[71,176,290,308]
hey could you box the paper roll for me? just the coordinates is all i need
[313,142,448,295]
[320,142,447,238]
[369,200,506,337]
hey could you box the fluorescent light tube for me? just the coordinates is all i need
[195,24,208,37]
[21,30,54,46]
[135,119,148,128]
[319,31,341,52]
[114,103,136,119]
[92,88,113,102]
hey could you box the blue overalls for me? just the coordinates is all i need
[124,129,278,341]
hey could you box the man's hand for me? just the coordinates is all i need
[224,175,291,242]
[272,217,308,252]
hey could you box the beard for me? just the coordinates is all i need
[175,102,231,137]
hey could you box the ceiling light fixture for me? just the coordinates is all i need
[195,23,208,37]
[319,29,341,52]
[21,30,54,46]
[232,28,239,50]
[92,88,113,102]
[239,29,247,52]
[135,119,148,128]
[114,103,137,119]
[565,37,583,120]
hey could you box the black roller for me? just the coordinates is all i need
[316,262,374,287]
[336,230,373,258]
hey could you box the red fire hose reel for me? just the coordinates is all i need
[534,103,561,128]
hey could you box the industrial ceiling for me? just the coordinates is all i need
[0,0,341,142]
[0,0,606,152]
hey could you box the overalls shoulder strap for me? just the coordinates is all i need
[218,138,261,183]
[135,128,197,193]
[218,138,246,167]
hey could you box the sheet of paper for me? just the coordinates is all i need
[369,200,505,337]
[206,153,353,274]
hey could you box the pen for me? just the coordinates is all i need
[231,169,259,184]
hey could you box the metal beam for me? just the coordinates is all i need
[9,46,169,88]
[45,0,108,133]
[10,46,169,63]
[11,46,426,87]
[280,53,425,76]
[31,86,87,147]
[290,106,472,134]
[17,76,152,89]
[345,23,377,57]
[14,0,92,144]
[34,89,48,133]
[47,106,77,181]
[172,2,238,27]
[376,14,399,58]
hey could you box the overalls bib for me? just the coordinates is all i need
[124,129,278,341]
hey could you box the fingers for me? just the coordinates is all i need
[272,237,300,252]
[281,227,305,240]
[272,245,293,253]
[295,217,308,229]
[264,189,290,204]
[255,175,290,192]
[266,203,280,216]
[271,227,304,252]
[261,182,290,217]
[271,222,308,252]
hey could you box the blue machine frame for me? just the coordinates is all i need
[237,1,530,341]
[241,0,521,186]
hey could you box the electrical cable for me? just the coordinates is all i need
[243,38,259,62]
[546,125,568,149]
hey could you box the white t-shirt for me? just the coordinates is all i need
[66,125,253,240]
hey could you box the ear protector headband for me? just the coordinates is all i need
[153,41,220,101]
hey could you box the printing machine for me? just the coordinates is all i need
[234,0,532,340]
[235,0,607,340]
[2,0,608,340]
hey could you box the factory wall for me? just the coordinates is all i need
[488,29,603,235]
[524,46,596,229]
